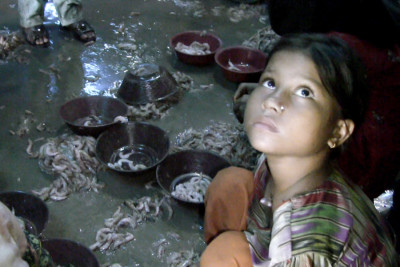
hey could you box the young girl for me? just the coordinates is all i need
[200,33,398,266]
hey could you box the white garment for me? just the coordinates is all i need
[0,202,28,267]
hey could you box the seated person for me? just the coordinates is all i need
[201,33,398,266]
[234,0,400,199]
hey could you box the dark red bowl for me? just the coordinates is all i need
[170,31,222,66]
[42,239,99,267]
[117,63,178,105]
[156,150,230,205]
[215,46,267,83]
[60,96,129,137]
[95,122,170,173]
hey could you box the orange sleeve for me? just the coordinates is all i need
[204,166,254,244]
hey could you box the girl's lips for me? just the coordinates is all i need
[253,117,279,133]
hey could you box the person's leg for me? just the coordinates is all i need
[18,0,46,28]
[53,0,83,26]
[204,166,254,244]
[18,0,49,46]
[54,0,96,43]
[200,231,252,267]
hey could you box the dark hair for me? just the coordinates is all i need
[267,33,368,127]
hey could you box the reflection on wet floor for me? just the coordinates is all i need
[0,0,268,265]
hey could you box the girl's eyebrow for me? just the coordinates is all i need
[298,74,324,88]
[263,67,275,73]
[262,65,324,89]
[260,68,274,78]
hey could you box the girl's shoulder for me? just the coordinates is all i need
[287,170,398,265]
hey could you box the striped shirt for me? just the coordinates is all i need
[244,157,399,266]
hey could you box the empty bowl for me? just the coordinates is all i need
[117,63,179,105]
[96,122,170,173]
[0,191,49,235]
[215,46,267,83]
[170,31,222,66]
[156,150,230,204]
[42,238,99,267]
[60,95,129,137]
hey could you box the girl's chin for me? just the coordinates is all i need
[249,141,276,154]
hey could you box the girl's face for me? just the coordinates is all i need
[244,50,340,157]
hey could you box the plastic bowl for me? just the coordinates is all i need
[215,46,267,83]
[0,191,49,235]
[117,63,178,105]
[42,238,99,267]
[59,95,129,137]
[96,122,170,173]
[156,150,230,205]
[170,31,222,66]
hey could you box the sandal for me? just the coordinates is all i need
[62,20,96,44]
[22,24,50,47]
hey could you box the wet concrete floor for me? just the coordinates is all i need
[0,0,267,266]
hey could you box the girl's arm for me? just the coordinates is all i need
[204,166,254,244]
[233,82,258,102]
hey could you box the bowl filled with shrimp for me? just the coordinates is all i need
[215,45,267,83]
[59,95,129,137]
[170,31,223,66]
[156,150,230,205]
[95,122,170,173]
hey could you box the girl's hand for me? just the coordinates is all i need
[233,83,258,102]
[233,83,257,123]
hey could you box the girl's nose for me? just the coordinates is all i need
[261,95,285,114]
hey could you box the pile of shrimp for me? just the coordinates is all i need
[90,195,173,252]
[173,121,260,170]
[166,249,200,267]
[0,31,25,61]
[172,71,195,92]
[151,233,201,266]
[171,175,211,203]
[29,134,104,201]
[175,41,211,55]
[242,26,281,54]
[10,110,49,137]
[226,3,267,23]
[127,102,174,121]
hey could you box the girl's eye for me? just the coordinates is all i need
[261,79,275,90]
[295,87,314,98]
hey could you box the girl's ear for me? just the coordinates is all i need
[327,119,355,149]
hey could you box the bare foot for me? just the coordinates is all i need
[22,24,50,47]
[62,20,96,44]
